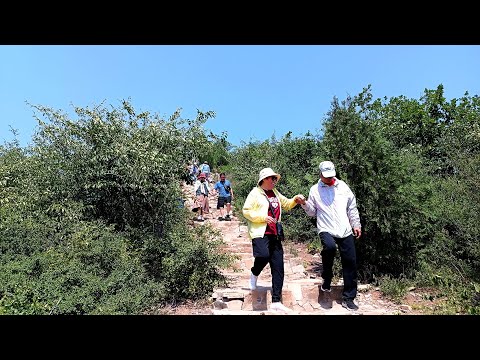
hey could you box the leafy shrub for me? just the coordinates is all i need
[378,274,411,304]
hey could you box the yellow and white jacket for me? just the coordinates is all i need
[242,186,298,240]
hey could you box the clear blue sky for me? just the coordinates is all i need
[1,45,479,148]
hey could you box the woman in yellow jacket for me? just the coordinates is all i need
[242,167,305,313]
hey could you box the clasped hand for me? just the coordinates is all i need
[294,194,306,205]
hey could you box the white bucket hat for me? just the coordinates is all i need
[258,167,281,185]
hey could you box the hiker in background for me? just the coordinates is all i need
[185,163,195,185]
[242,167,305,313]
[190,162,198,184]
[297,160,362,311]
[193,172,211,221]
[213,172,234,221]
[201,161,211,182]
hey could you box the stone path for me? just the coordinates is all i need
[183,181,413,315]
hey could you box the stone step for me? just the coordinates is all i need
[213,283,341,309]
[212,282,375,313]
[211,284,396,315]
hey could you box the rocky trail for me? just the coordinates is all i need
[176,180,424,315]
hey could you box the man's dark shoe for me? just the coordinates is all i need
[320,280,331,292]
[342,299,359,311]
[320,284,331,293]
[224,215,231,221]
[217,216,225,221]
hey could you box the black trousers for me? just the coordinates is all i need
[251,235,284,303]
[320,232,357,301]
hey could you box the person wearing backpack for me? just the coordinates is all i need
[200,161,211,182]
[191,161,199,183]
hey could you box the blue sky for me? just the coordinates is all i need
[1,45,479,148]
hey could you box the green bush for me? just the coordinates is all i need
[378,274,412,304]
[0,101,236,314]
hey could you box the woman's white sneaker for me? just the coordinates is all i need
[270,302,293,313]
[249,273,258,290]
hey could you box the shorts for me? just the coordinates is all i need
[216,196,232,209]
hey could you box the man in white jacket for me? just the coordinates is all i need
[298,161,362,311]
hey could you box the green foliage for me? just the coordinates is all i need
[0,100,235,314]
[196,131,233,171]
[157,224,234,301]
[366,85,480,312]
[28,101,216,233]
[413,260,480,314]
[306,237,322,254]
[320,88,437,279]
[378,274,412,304]
[0,221,166,314]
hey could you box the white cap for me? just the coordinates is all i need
[319,161,336,177]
